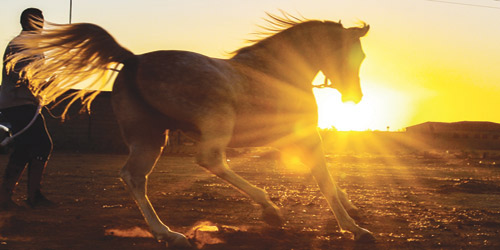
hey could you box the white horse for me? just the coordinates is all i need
[7,13,372,247]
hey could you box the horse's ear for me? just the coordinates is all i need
[348,25,370,38]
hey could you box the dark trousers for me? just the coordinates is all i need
[1,104,52,165]
[0,105,53,203]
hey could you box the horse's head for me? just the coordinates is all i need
[315,22,369,104]
[231,15,369,104]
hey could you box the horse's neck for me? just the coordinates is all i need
[231,39,318,89]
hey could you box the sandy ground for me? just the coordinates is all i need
[0,152,499,250]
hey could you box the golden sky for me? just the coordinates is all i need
[1,0,499,131]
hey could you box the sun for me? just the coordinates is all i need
[312,74,404,131]
[314,88,372,131]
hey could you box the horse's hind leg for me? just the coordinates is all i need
[112,68,190,247]
[195,118,283,226]
[119,131,191,247]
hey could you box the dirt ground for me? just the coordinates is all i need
[0,152,499,250]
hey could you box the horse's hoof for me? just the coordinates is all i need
[262,205,284,227]
[167,232,192,248]
[355,229,375,243]
[155,231,192,248]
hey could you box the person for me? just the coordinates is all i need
[0,8,53,210]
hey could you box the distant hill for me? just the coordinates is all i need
[407,121,500,133]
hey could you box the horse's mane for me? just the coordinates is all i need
[251,11,309,42]
[232,11,343,56]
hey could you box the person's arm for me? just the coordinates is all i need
[3,43,34,86]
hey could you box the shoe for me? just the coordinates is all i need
[26,191,56,208]
[0,199,24,211]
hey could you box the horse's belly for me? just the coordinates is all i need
[229,113,295,147]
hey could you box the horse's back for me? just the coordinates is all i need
[114,50,239,127]
[136,50,233,86]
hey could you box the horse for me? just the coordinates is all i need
[7,13,372,247]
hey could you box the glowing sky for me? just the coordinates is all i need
[1,0,499,131]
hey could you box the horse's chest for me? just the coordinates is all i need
[230,90,317,146]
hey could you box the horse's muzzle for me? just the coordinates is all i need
[341,93,363,104]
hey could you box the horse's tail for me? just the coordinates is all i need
[6,21,135,118]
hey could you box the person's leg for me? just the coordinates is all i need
[0,157,28,210]
[0,105,34,209]
[25,113,53,207]
[26,158,53,207]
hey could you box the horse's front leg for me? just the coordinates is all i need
[298,133,374,242]
[196,146,283,227]
[196,117,283,227]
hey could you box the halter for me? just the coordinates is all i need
[314,76,333,88]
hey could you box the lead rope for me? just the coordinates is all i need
[0,104,43,147]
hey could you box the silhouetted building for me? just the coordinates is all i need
[406,121,500,150]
